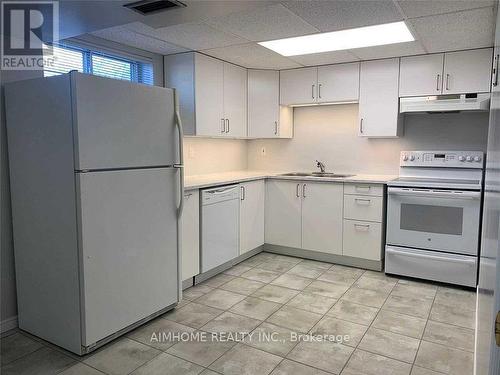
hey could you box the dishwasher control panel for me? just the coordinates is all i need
[202,185,240,204]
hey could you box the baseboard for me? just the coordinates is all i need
[264,244,383,271]
[1,316,18,333]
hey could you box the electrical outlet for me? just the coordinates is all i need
[260,147,266,157]
[188,146,196,159]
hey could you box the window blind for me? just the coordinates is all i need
[43,44,154,85]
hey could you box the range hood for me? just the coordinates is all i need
[400,93,490,114]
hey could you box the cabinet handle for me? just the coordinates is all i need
[225,118,230,133]
[359,118,364,134]
[184,193,193,199]
[493,54,499,87]
[312,84,315,99]
[436,74,440,91]
[221,118,225,133]
[274,121,278,135]
[355,185,371,192]
[318,83,322,99]
[302,183,306,198]
[240,186,245,201]
[355,198,371,205]
[296,184,300,198]
[445,74,450,90]
[354,223,370,231]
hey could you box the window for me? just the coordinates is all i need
[44,44,154,85]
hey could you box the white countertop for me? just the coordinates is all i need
[185,170,397,190]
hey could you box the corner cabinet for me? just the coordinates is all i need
[247,70,293,138]
[164,52,247,138]
[358,58,401,138]
[240,180,265,254]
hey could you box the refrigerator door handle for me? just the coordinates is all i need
[173,89,185,218]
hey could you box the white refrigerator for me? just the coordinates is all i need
[5,72,184,355]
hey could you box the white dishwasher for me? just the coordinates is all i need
[201,185,240,273]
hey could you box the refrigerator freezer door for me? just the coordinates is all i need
[77,168,179,346]
[72,73,178,170]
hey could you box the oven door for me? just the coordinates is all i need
[387,187,481,255]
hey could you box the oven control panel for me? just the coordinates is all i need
[400,151,484,168]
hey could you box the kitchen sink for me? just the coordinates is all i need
[280,172,355,178]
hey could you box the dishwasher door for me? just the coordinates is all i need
[201,185,240,273]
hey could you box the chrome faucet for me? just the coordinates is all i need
[316,160,326,173]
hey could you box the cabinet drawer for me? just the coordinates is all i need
[344,195,383,222]
[344,183,383,196]
[343,220,382,261]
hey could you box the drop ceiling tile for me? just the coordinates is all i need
[398,0,495,19]
[350,41,426,60]
[289,50,359,66]
[92,25,188,55]
[282,0,403,32]
[205,3,319,42]
[202,43,302,69]
[408,7,495,53]
[153,22,249,50]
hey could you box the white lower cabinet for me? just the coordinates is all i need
[265,180,302,248]
[343,183,384,261]
[182,189,200,280]
[265,179,344,255]
[302,182,343,254]
[240,180,265,254]
[343,220,382,261]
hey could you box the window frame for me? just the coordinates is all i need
[44,43,154,85]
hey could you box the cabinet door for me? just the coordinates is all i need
[265,180,302,248]
[443,48,493,94]
[182,190,199,280]
[359,58,401,138]
[280,67,318,105]
[195,54,224,136]
[317,63,359,103]
[399,54,444,97]
[248,70,279,138]
[301,182,343,255]
[240,180,265,254]
[223,62,247,138]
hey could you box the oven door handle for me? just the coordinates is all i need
[386,247,476,265]
[388,187,481,200]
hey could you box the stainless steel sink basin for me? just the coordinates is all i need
[280,172,355,178]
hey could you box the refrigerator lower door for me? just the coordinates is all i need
[77,168,179,347]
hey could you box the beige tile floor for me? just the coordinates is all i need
[0,252,476,375]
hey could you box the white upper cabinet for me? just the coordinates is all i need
[164,52,247,138]
[223,62,247,138]
[443,49,493,94]
[399,54,444,97]
[359,58,401,138]
[301,182,343,255]
[399,48,492,97]
[280,64,360,105]
[317,63,360,103]
[195,54,225,137]
[240,180,265,254]
[247,70,293,138]
[280,67,318,105]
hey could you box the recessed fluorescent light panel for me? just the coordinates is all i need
[258,21,414,56]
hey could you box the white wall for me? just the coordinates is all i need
[247,104,489,174]
[184,137,248,175]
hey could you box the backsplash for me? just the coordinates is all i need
[184,137,248,175]
[247,104,489,175]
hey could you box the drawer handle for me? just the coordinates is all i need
[354,223,370,231]
[354,198,371,205]
[355,186,371,191]
[184,193,193,199]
